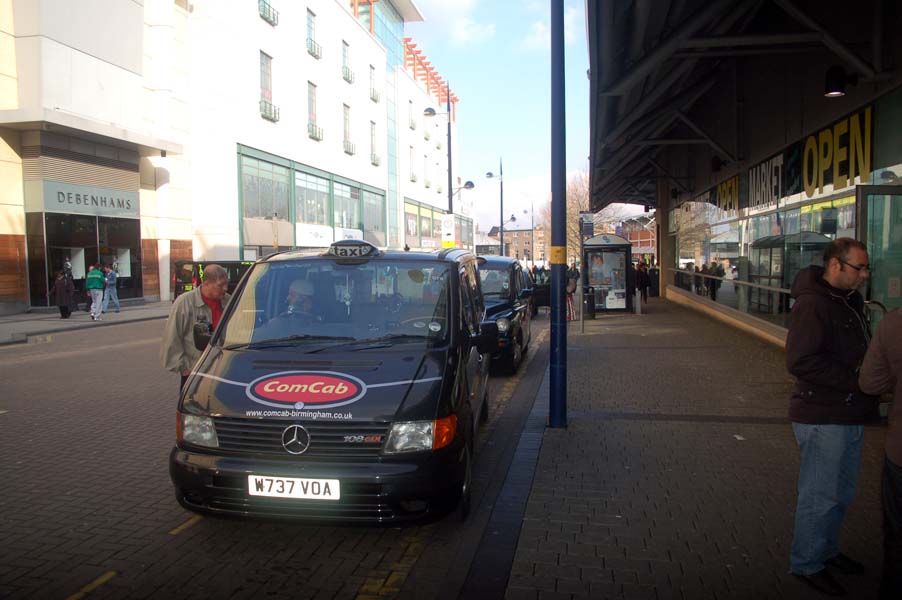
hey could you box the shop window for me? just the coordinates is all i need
[362,190,386,246]
[242,156,289,220]
[295,172,330,226]
[334,183,361,230]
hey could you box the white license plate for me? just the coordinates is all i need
[247,475,340,500]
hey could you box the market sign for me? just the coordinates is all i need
[41,181,139,219]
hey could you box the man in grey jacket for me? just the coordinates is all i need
[161,264,230,391]
[859,308,902,599]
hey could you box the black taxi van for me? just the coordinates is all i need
[170,240,498,523]
[477,256,533,373]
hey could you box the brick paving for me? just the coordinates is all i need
[0,299,888,599]
[507,299,886,600]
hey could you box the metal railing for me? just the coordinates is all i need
[370,153,380,166]
[342,66,355,84]
[306,38,322,59]
[409,173,417,182]
[408,118,417,130]
[370,88,380,102]
[424,130,431,141]
[668,267,793,329]
[424,179,431,188]
[258,0,278,25]
[343,140,355,155]
[307,121,323,141]
[259,99,279,122]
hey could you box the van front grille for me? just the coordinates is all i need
[213,417,389,459]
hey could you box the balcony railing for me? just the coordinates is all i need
[343,140,356,155]
[259,99,280,122]
[306,37,322,59]
[436,141,442,150]
[307,121,323,141]
[408,118,417,130]
[424,179,431,189]
[371,153,381,166]
[424,130,431,141]
[409,173,417,182]
[370,88,380,102]
[437,185,443,194]
[342,66,355,84]
[258,0,278,25]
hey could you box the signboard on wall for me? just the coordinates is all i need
[41,181,139,218]
[296,223,334,247]
[441,215,455,248]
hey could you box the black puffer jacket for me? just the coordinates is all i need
[786,265,878,424]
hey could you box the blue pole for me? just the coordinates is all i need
[549,0,567,428]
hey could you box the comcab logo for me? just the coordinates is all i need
[246,371,367,409]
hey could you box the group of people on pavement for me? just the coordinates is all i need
[51,261,120,320]
[786,237,900,598]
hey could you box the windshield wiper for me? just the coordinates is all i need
[223,334,353,350]
[306,333,427,353]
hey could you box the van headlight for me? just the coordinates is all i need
[384,421,433,453]
[181,414,219,448]
[496,317,511,333]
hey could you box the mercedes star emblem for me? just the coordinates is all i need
[281,424,311,455]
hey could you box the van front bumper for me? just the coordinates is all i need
[169,444,464,523]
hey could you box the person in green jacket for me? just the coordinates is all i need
[85,264,106,321]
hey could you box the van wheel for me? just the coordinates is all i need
[508,335,523,374]
[453,440,472,521]
[479,386,489,424]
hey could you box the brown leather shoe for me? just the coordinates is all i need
[793,569,845,596]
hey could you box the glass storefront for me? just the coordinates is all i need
[28,213,142,307]
[671,92,902,331]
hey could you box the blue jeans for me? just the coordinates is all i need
[102,287,120,312]
[790,422,864,575]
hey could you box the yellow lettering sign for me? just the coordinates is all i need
[803,106,871,199]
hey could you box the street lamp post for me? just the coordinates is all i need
[424,85,455,215]
[486,160,505,255]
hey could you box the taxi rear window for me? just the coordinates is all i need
[220,260,451,348]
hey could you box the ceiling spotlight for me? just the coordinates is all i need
[824,65,858,98]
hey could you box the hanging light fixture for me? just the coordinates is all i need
[824,65,858,98]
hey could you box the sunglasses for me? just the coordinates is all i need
[839,259,870,273]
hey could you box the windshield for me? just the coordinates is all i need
[220,259,451,348]
[479,266,510,298]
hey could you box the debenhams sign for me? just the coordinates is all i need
[43,181,139,218]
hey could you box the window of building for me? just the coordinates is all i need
[334,183,361,230]
[370,65,376,90]
[307,82,316,123]
[295,172,330,226]
[260,51,272,101]
[307,9,316,40]
[370,121,377,156]
[342,41,350,68]
[362,190,386,246]
[241,156,289,221]
[343,105,351,142]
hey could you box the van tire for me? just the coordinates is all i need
[479,387,489,424]
[452,438,473,521]
[507,334,523,374]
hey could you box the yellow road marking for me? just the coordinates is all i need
[65,570,116,600]
[168,515,203,535]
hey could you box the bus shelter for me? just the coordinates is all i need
[583,234,633,313]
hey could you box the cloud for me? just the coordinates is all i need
[520,6,581,51]
[414,0,496,46]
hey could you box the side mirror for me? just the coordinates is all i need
[193,322,212,352]
[475,321,499,355]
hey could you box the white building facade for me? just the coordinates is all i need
[0,0,472,313]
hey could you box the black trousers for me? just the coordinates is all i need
[58,305,71,319]
[881,455,902,599]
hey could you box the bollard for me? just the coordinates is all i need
[635,289,642,315]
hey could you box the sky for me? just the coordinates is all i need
[404,0,591,233]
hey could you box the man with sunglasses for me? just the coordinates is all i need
[786,237,879,596]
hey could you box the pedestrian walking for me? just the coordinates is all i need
[161,264,230,391]
[101,265,121,313]
[637,262,651,305]
[859,308,902,599]
[52,271,75,319]
[85,263,105,321]
[786,238,878,596]
[565,263,579,321]
[709,261,723,302]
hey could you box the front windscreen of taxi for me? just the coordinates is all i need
[218,260,451,350]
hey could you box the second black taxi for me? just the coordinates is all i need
[477,256,533,373]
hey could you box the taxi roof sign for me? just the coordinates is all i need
[327,239,379,259]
